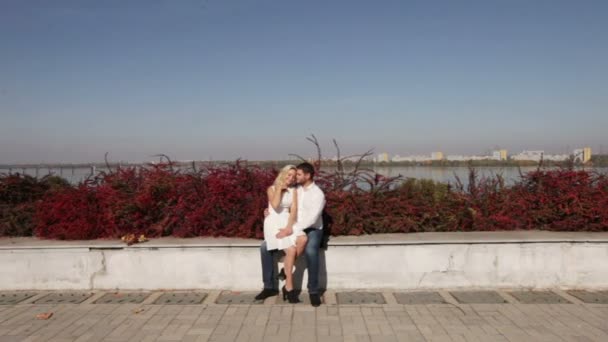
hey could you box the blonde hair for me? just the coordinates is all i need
[273,165,296,188]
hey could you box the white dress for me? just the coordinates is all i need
[264,186,299,251]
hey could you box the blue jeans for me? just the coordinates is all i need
[260,240,278,290]
[260,228,323,294]
[304,228,323,294]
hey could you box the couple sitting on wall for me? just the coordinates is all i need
[254,162,326,307]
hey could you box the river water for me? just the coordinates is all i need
[2,165,606,187]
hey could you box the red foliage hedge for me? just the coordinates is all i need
[1,164,607,240]
[0,174,69,237]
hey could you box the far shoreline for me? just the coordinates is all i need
[1,157,606,169]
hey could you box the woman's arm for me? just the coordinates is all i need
[267,185,284,211]
[286,189,298,229]
[276,190,298,238]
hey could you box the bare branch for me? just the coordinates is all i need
[151,154,174,172]
[288,153,307,162]
[333,139,343,173]
[103,152,114,174]
[306,134,322,170]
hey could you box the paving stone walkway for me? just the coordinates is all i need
[1,289,607,341]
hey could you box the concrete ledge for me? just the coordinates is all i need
[2,231,608,249]
[2,231,608,291]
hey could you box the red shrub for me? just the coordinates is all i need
[510,169,608,231]
[171,163,275,238]
[33,162,276,240]
[35,184,112,240]
[0,174,70,237]
[1,162,606,240]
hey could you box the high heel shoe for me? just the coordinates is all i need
[282,286,300,303]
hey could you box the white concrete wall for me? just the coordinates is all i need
[2,240,608,290]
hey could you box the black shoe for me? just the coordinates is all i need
[309,293,321,307]
[282,285,300,303]
[254,288,278,301]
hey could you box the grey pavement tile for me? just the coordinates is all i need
[393,292,446,305]
[337,292,386,305]
[33,292,94,305]
[567,290,608,304]
[509,291,571,304]
[449,291,507,304]
[153,292,208,305]
[0,292,38,305]
[215,291,263,305]
[93,292,150,304]
[0,289,605,342]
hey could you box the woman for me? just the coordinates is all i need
[264,165,307,303]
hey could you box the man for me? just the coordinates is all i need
[255,162,326,307]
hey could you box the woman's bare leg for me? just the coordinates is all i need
[284,237,308,292]
[295,235,308,257]
[284,246,296,291]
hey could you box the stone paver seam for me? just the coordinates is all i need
[560,296,608,323]
[429,304,469,340]
[545,303,608,338]
[376,304,399,337]
[518,304,572,342]
[495,291,518,304]
[97,304,159,341]
[551,289,585,306]
[532,304,589,340]
[222,304,252,341]
[34,303,99,341]
[198,304,226,342]
[468,304,527,342]
[16,292,48,305]
[519,303,579,341]
[80,291,106,305]
[141,291,164,305]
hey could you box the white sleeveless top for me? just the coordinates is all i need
[264,186,298,251]
[268,186,293,216]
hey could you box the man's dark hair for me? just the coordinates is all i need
[296,162,315,178]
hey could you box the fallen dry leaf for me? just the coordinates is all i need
[121,234,137,245]
[132,308,145,314]
[36,312,53,320]
[121,233,148,245]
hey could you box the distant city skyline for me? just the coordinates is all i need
[1,0,607,164]
[0,145,601,166]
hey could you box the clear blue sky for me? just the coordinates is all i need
[1,0,607,163]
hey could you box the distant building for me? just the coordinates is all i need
[392,154,433,162]
[329,155,369,162]
[446,154,495,161]
[573,147,592,163]
[543,154,569,161]
[446,155,470,161]
[431,152,444,161]
[390,148,589,163]
[511,150,545,162]
[376,152,389,163]
[492,149,508,161]
[511,150,570,162]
